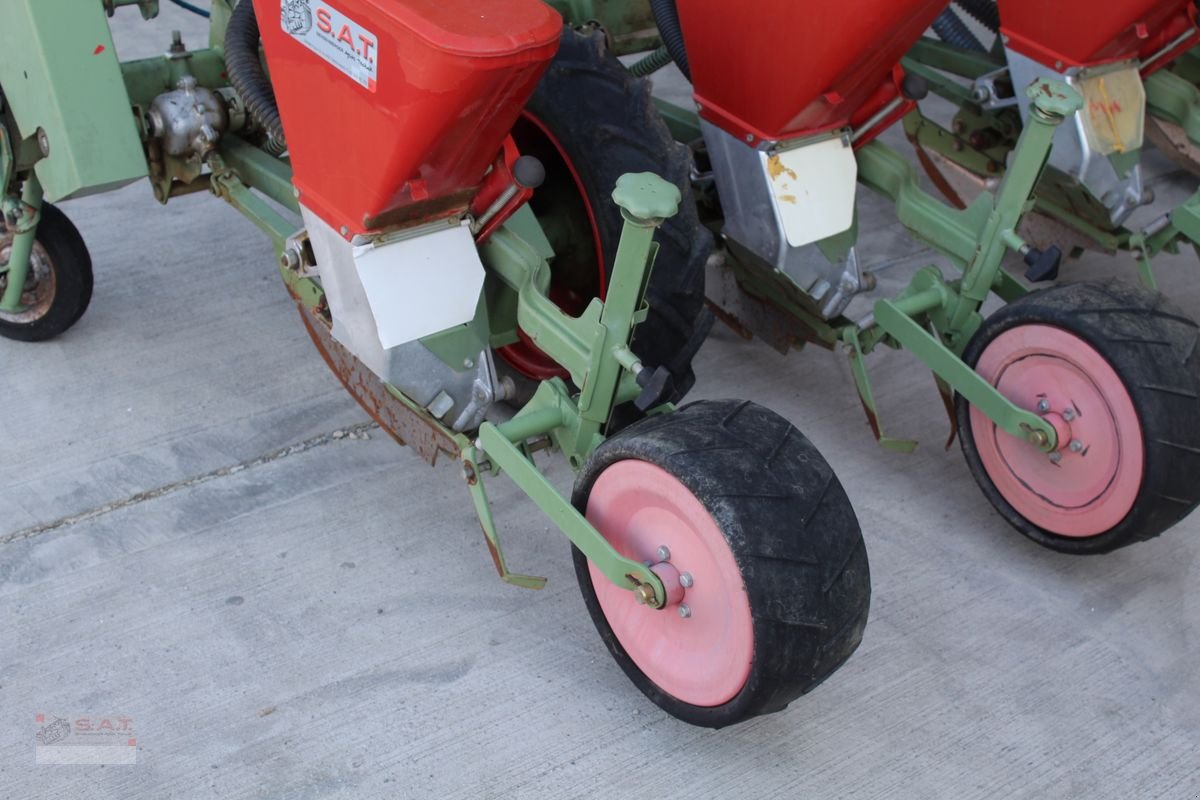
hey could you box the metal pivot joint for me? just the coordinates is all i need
[461,172,684,608]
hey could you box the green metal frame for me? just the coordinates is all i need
[0,1,692,609]
[900,34,1200,285]
[644,77,1076,451]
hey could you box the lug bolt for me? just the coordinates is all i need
[1049,452,1062,464]
[1069,439,1083,453]
[633,584,656,606]
[678,604,692,619]
[679,572,694,589]
[1063,408,1077,422]
[656,545,671,562]
[1037,398,1050,413]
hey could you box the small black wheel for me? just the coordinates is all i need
[499,27,712,399]
[572,399,870,728]
[957,280,1200,554]
[0,202,93,342]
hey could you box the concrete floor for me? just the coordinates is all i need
[2,7,1199,799]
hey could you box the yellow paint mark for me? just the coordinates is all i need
[780,194,797,204]
[767,154,798,182]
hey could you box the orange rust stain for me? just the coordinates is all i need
[779,194,798,204]
[766,155,798,182]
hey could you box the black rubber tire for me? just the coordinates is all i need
[516,27,712,400]
[957,280,1200,554]
[0,202,93,342]
[572,399,871,728]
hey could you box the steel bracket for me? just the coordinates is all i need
[874,289,1057,451]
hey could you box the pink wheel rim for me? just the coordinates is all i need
[585,460,753,706]
[970,324,1144,537]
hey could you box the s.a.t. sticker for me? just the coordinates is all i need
[281,0,378,92]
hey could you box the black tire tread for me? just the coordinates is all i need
[524,28,712,398]
[958,280,1200,554]
[572,399,870,727]
[0,202,92,342]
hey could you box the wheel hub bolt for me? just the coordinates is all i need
[1037,398,1051,413]
[633,584,656,605]
[677,603,692,619]
[656,545,671,562]
[1069,439,1083,453]
[1063,408,1077,422]
[679,572,694,589]
[1049,451,1062,464]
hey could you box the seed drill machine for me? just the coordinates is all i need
[0,0,872,727]
[538,0,1200,555]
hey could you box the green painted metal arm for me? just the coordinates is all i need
[476,418,667,606]
[874,297,1057,450]
[856,140,987,266]
[218,136,299,214]
[1145,70,1200,147]
[907,38,1003,80]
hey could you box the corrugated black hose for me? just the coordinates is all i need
[649,0,691,83]
[932,6,986,52]
[224,0,286,149]
[953,0,1000,34]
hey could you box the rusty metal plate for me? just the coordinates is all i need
[296,303,461,467]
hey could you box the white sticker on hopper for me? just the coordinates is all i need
[280,0,378,92]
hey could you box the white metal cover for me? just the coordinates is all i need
[764,136,858,248]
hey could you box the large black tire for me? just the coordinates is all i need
[509,27,712,400]
[572,399,871,728]
[0,201,92,342]
[958,280,1200,554]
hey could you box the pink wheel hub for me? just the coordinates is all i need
[585,460,753,707]
[970,324,1144,537]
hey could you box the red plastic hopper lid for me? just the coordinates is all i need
[375,0,563,57]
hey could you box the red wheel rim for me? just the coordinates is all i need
[496,111,607,381]
[970,324,1144,537]
[585,460,754,706]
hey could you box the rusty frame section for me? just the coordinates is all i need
[296,304,461,467]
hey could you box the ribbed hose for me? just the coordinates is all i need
[629,45,673,77]
[649,0,691,83]
[224,0,286,150]
[932,6,986,52]
[953,0,1000,34]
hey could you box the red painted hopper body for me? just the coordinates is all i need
[677,0,950,144]
[252,0,561,236]
[996,0,1197,70]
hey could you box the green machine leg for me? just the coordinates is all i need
[0,173,44,313]
[859,80,1083,452]
[206,140,679,606]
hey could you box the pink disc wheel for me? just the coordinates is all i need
[958,281,1200,554]
[969,324,1142,537]
[584,459,754,707]
[572,399,870,728]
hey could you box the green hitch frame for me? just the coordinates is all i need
[205,136,679,607]
[0,173,43,313]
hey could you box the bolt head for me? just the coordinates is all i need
[679,572,694,589]
[677,604,691,619]
[1069,439,1083,453]
[656,545,671,562]
[1063,408,1077,421]
[1049,451,1062,464]
[1037,399,1051,413]
[633,584,656,606]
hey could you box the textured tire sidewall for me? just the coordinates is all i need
[523,27,712,399]
[571,400,870,727]
[957,281,1200,554]
[0,202,92,342]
